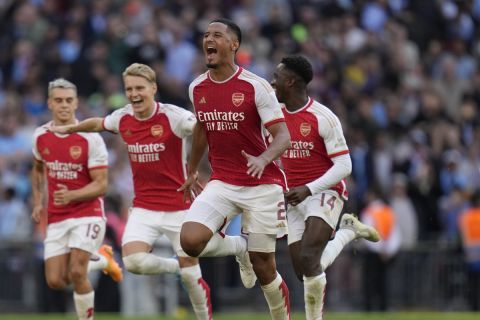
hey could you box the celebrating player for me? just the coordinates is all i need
[31,78,122,320]
[49,64,213,319]
[271,55,380,320]
[179,18,292,319]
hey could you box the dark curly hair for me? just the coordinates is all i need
[281,55,313,85]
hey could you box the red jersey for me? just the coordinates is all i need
[281,98,349,199]
[103,102,196,211]
[32,122,108,224]
[189,67,286,187]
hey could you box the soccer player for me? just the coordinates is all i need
[179,18,292,319]
[31,78,122,320]
[270,55,380,320]
[50,63,212,319]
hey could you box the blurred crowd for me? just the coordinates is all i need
[1,0,480,269]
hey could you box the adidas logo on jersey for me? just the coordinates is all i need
[199,97,206,104]
[42,148,50,155]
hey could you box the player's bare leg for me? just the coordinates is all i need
[249,232,290,320]
[122,241,180,274]
[292,216,332,320]
[70,248,95,320]
[179,256,212,320]
[45,253,70,289]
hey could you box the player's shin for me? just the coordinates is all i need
[199,233,246,257]
[261,272,291,320]
[320,229,355,271]
[123,252,180,274]
[304,273,326,320]
[180,264,212,320]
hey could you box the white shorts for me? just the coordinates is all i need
[44,216,106,260]
[122,207,187,255]
[185,180,287,236]
[287,190,344,245]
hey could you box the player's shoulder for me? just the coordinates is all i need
[159,103,193,118]
[111,104,134,117]
[190,72,209,90]
[76,131,105,145]
[308,99,340,125]
[238,68,273,93]
[33,121,52,139]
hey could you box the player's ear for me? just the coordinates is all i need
[152,82,158,94]
[231,39,239,53]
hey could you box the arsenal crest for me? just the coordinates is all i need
[232,92,244,107]
[151,125,163,137]
[300,123,311,137]
[70,146,82,159]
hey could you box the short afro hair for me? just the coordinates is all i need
[210,18,242,46]
[281,55,313,85]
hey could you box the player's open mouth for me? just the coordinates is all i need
[132,100,143,107]
[206,47,217,59]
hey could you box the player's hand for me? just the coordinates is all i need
[48,125,73,134]
[178,171,204,203]
[31,205,44,223]
[285,186,311,206]
[53,184,73,206]
[241,150,269,179]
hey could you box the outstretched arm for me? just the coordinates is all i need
[49,118,105,134]
[178,122,208,201]
[242,121,291,179]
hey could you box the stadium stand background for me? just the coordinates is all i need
[1,0,480,315]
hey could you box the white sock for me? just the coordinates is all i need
[73,291,95,320]
[199,234,246,257]
[260,273,290,320]
[304,273,326,320]
[87,252,108,273]
[123,252,180,274]
[320,229,355,271]
[180,264,212,320]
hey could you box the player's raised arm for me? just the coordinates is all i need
[49,117,105,134]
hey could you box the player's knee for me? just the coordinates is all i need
[46,275,68,289]
[123,252,145,274]
[180,233,205,257]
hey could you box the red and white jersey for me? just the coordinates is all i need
[32,122,108,224]
[103,102,195,211]
[189,67,286,187]
[281,97,349,199]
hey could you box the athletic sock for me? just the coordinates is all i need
[304,273,327,320]
[261,273,291,320]
[199,233,246,257]
[180,264,212,320]
[87,253,107,273]
[73,291,95,320]
[123,252,180,274]
[320,229,355,271]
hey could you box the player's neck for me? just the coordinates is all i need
[209,63,238,82]
[135,102,156,120]
[52,118,77,126]
[285,95,309,112]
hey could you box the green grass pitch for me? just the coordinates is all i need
[1,312,479,320]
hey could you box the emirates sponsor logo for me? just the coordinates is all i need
[70,146,82,159]
[151,125,163,137]
[232,92,244,107]
[300,123,311,137]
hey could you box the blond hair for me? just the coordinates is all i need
[122,63,156,84]
[48,78,77,97]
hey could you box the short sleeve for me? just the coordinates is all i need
[32,126,46,161]
[87,133,108,169]
[318,115,349,157]
[255,83,285,127]
[103,107,127,133]
[164,104,197,138]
